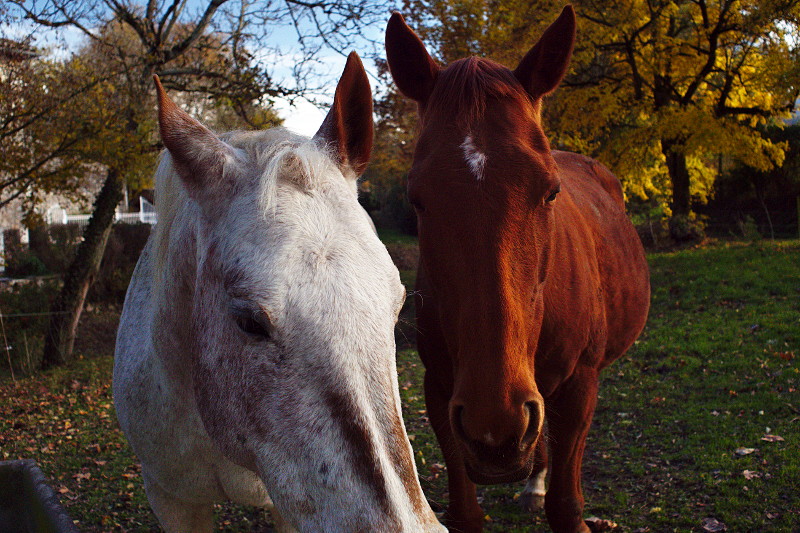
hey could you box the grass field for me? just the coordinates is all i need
[1,239,798,532]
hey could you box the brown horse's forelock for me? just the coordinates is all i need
[426,57,529,127]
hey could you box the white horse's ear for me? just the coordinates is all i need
[513,5,576,100]
[385,12,440,105]
[154,75,235,197]
[314,52,374,178]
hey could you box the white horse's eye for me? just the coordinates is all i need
[231,304,272,339]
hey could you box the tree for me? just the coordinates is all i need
[9,0,390,368]
[0,42,100,214]
[556,0,800,239]
[384,0,800,240]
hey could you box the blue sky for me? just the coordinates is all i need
[253,20,385,136]
[2,2,390,137]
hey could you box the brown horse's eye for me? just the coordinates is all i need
[545,186,561,203]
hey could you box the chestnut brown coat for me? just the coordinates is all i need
[386,6,650,533]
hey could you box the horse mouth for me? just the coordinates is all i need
[463,461,533,485]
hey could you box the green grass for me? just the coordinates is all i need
[376,227,420,246]
[578,240,800,533]
[401,240,800,532]
[1,239,798,531]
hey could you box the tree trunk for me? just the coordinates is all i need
[661,138,691,217]
[660,137,702,241]
[41,167,123,369]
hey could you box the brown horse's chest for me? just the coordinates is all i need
[531,289,606,396]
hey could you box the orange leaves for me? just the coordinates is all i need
[73,471,91,483]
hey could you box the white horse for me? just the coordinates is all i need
[113,53,443,532]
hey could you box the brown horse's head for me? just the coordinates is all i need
[386,7,576,483]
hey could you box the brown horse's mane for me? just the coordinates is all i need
[427,56,528,126]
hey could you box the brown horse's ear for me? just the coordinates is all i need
[513,5,576,100]
[154,75,234,195]
[314,52,374,177]
[385,12,439,104]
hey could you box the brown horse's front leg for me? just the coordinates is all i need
[424,373,484,533]
[519,435,548,513]
[544,367,599,533]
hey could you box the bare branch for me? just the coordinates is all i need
[164,0,230,62]
[159,0,187,45]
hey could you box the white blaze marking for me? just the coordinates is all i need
[461,134,487,180]
[483,432,495,445]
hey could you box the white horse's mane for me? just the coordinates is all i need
[152,127,338,276]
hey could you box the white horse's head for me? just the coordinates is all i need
[153,54,441,531]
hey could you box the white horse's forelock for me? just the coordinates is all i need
[152,128,338,279]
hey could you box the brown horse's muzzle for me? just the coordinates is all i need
[449,395,544,484]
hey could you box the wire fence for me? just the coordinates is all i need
[0,310,70,318]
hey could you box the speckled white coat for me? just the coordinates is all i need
[114,82,442,532]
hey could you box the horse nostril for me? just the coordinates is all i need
[521,401,542,447]
[451,404,468,442]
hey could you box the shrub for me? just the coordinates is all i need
[28,224,81,273]
[87,223,152,303]
[635,218,670,250]
[736,215,761,242]
[668,213,706,243]
[0,280,57,374]
[5,252,48,278]
[368,182,417,237]
[3,230,49,278]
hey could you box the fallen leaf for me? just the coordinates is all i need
[585,516,618,531]
[761,434,785,442]
[428,463,445,475]
[766,512,780,520]
[743,470,761,480]
[701,517,727,532]
[734,447,756,456]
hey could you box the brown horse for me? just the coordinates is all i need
[385,6,650,533]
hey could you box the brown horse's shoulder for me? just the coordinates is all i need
[552,151,624,207]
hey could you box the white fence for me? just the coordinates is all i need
[45,196,157,227]
[1,198,157,274]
